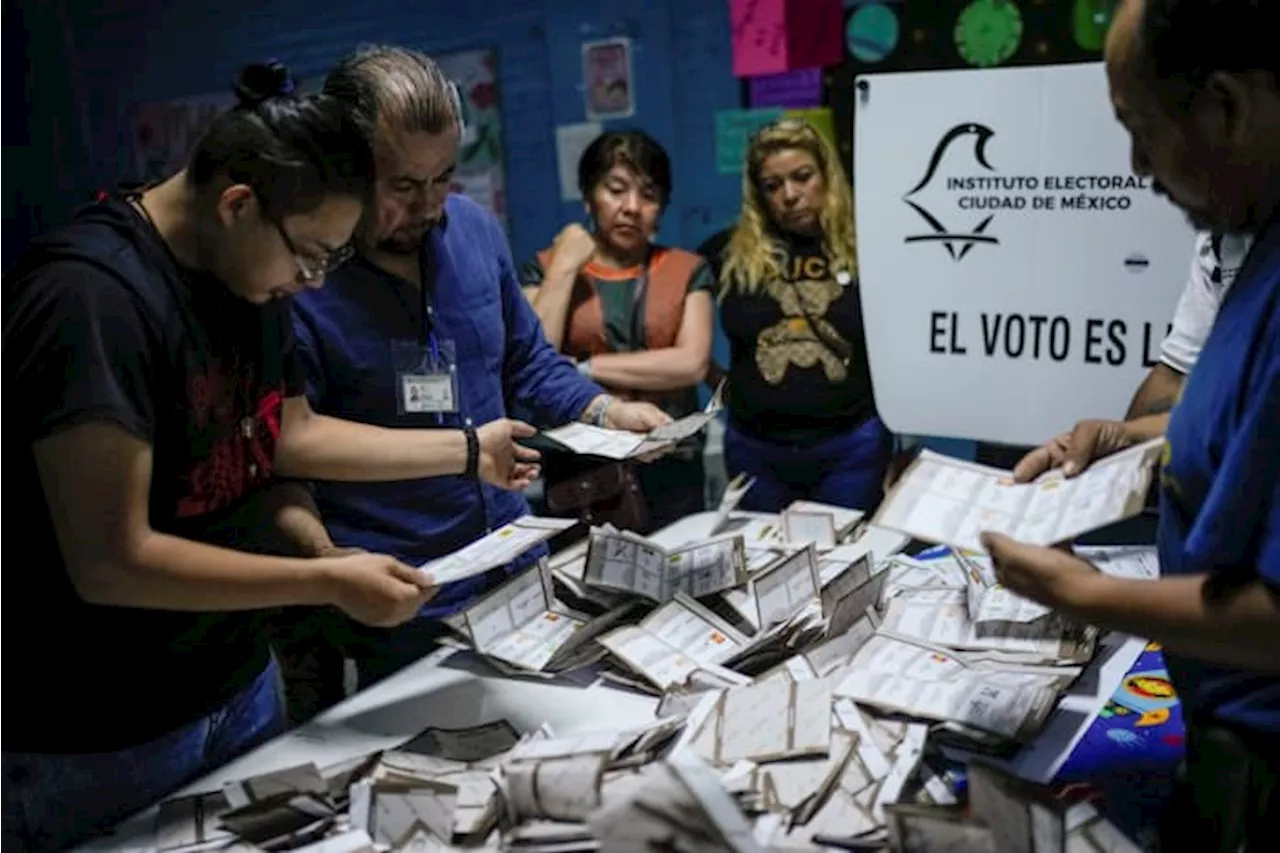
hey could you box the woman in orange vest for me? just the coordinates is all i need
[712,118,892,514]
[520,130,714,533]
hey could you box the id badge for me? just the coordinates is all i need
[392,338,459,415]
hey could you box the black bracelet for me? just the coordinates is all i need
[464,424,480,479]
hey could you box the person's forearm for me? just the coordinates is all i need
[587,348,709,392]
[75,530,337,611]
[526,265,579,350]
[277,412,466,482]
[1122,412,1171,444]
[1067,573,1280,672]
[1125,363,1184,420]
[264,482,335,557]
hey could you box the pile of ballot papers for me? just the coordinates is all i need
[153,699,1142,852]
[150,451,1166,852]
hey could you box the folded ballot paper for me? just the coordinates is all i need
[874,438,1165,553]
[138,485,1157,853]
[582,525,748,603]
[448,559,629,675]
[541,382,725,460]
[416,515,576,586]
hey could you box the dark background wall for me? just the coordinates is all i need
[5,0,1116,457]
[5,0,748,270]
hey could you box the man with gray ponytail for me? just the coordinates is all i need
[285,45,670,711]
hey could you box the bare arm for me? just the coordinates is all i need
[1125,362,1185,419]
[276,396,466,482]
[259,481,338,558]
[35,422,339,611]
[1068,571,1280,673]
[523,260,579,351]
[1121,412,1171,443]
[584,291,714,392]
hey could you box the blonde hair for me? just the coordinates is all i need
[719,118,857,296]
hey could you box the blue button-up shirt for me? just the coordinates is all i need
[292,195,602,616]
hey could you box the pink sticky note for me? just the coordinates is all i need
[731,0,788,78]
[731,0,845,78]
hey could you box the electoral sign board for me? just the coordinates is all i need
[853,63,1195,446]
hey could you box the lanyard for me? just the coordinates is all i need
[419,235,441,362]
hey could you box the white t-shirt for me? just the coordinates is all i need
[1159,232,1254,374]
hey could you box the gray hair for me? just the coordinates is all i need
[323,44,462,137]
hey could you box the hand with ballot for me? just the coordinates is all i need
[1012,414,1169,482]
[323,551,437,627]
[599,399,672,433]
[978,532,1097,612]
[477,419,544,490]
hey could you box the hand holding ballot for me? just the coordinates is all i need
[978,532,1103,613]
[543,382,723,461]
[873,438,1164,553]
[324,552,437,627]
[1012,414,1170,482]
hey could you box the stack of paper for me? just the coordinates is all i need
[151,649,1141,853]
[143,473,1160,853]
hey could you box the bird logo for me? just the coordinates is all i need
[903,122,1000,261]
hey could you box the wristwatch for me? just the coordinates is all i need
[590,394,616,428]
[577,359,593,378]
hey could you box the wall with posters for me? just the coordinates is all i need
[128,50,511,230]
[13,0,746,270]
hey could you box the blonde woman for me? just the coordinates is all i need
[713,118,891,513]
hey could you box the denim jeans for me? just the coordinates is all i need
[2,659,285,852]
[724,416,893,515]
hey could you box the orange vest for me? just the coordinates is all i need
[535,245,703,407]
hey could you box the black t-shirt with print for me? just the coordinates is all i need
[717,232,876,443]
[2,197,302,753]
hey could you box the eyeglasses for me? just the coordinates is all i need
[270,217,354,282]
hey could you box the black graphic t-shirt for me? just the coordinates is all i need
[2,197,301,752]
[717,233,877,443]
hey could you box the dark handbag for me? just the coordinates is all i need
[545,461,650,532]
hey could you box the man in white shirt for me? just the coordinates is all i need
[1124,231,1253,418]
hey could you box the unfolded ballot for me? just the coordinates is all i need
[582,525,748,602]
[831,634,1064,743]
[417,516,576,586]
[874,438,1164,553]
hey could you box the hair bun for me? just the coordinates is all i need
[234,60,296,108]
